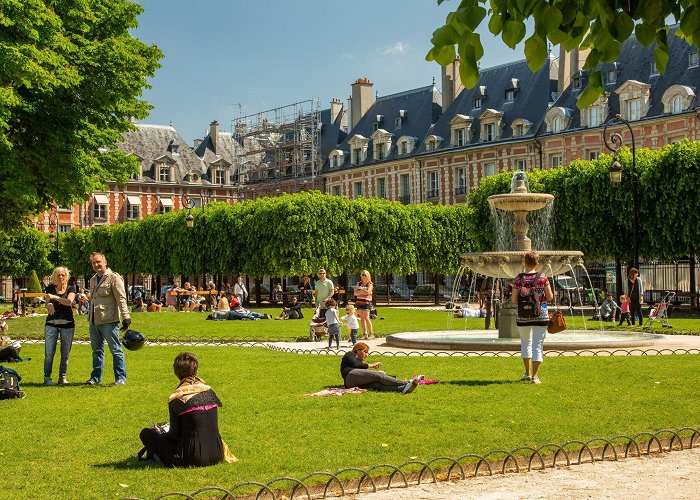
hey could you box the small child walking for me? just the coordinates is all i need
[618,295,631,326]
[325,299,341,349]
[340,304,360,345]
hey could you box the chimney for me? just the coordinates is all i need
[330,98,343,124]
[557,47,590,93]
[209,120,219,154]
[351,77,374,129]
[441,58,463,111]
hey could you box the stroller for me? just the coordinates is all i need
[645,291,675,330]
[309,307,328,341]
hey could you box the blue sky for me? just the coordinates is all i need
[134,0,526,144]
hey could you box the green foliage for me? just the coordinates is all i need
[0,226,52,277]
[428,0,700,108]
[0,0,162,229]
[26,269,42,293]
[466,142,700,262]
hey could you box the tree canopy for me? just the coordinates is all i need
[427,0,700,108]
[0,0,162,230]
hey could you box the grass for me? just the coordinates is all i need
[6,306,700,342]
[3,306,700,498]
[3,338,700,499]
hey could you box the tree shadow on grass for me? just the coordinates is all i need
[442,379,515,386]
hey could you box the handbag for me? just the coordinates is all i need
[548,310,566,333]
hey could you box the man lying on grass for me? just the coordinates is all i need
[341,342,423,394]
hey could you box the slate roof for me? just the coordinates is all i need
[325,85,442,171]
[118,124,205,183]
[320,106,348,160]
[550,24,699,129]
[420,57,557,154]
[194,130,240,167]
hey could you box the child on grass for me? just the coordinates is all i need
[340,304,360,345]
[618,295,631,326]
[325,299,340,349]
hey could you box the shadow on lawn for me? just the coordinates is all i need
[442,379,514,386]
[94,457,152,470]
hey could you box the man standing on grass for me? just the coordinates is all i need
[86,252,131,386]
[313,269,335,308]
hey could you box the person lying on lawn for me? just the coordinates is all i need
[340,342,423,394]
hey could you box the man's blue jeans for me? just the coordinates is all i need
[44,325,74,379]
[89,322,126,383]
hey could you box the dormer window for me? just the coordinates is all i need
[690,51,699,67]
[348,135,369,165]
[510,118,532,137]
[395,110,406,128]
[607,68,618,84]
[450,114,472,147]
[616,80,650,121]
[395,117,402,127]
[425,134,443,151]
[373,122,379,131]
[168,141,180,155]
[400,141,407,154]
[662,84,695,114]
[159,165,172,182]
[544,107,572,133]
[478,108,504,142]
[579,91,608,128]
[190,172,200,182]
[214,169,225,184]
[650,60,658,75]
[473,96,482,108]
[371,129,392,162]
[573,73,583,90]
[505,89,515,102]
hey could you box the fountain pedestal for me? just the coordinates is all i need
[498,301,519,338]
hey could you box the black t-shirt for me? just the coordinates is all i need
[45,284,76,328]
[340,351,368,380]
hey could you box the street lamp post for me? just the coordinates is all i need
[603,113,639,270]
[182,195,195,228]
[48,212,59,265]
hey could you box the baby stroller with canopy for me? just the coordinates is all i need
[309,307,328,341]
[645,291,674,330]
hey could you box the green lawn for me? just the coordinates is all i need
[6,306,700,342]
[3,339,700,499]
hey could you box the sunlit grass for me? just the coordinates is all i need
[3,340,700,499]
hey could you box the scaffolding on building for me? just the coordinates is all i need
[232,99,322,192]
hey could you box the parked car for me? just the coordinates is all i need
[410,284,462,301]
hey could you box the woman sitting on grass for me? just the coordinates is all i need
[139,352,236,467]
[340,342,423,394]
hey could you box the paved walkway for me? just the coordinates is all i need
[268,331,700,355]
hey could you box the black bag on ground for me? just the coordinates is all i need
[0,365,24,399]
[516,273,542,319]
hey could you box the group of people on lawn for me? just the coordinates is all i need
[34,250,647,469]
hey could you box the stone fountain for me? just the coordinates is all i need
[461,171,583,338]
[386,170,660,350]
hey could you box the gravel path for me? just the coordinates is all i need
[351,447,700,499]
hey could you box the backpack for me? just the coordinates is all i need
[517,273,543,319]
[0,365,23,399]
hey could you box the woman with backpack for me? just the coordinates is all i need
[511,251,553,384]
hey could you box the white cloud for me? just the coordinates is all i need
[380,42,409,55]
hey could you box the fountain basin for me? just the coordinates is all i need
[488,192,554,212]
[387,330,663,351]
[461,250,584,279]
